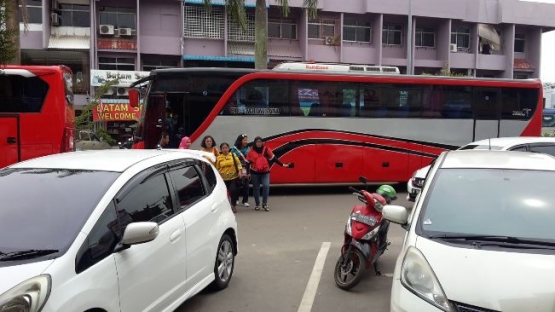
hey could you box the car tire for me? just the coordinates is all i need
[209,234,235,291]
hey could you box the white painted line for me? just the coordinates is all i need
[297,242,331,312]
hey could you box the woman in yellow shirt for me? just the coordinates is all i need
[215,142,242,213]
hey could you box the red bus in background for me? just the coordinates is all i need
[0,66,76,168]
[129,64,542,185]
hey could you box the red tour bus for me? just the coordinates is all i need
[0,65,76,168]
[128,63,542,185]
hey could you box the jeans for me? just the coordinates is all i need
[251,172,270,206]
[224,179,239,206]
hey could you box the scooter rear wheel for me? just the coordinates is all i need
[334,248,366,290]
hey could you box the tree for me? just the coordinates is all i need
[422,61,470,77]
[2,0,28,65]
[75,79,119,134]
[0,0,17,64]
[204,0,318,69]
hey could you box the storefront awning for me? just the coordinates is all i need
[228,42,302,59]
[183,55,257,62]
[48,36,90,50]
[183,0,267,8]
[478,24,501,50]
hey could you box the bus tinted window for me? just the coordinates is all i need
[0,75,49,113]
[360,84,424,118]
[433,85,473,119]
[224,80,291,116]
[501,88,538,120]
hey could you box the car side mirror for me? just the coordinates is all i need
[382,205,409,226]
[115,222,159,252]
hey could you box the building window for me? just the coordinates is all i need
[343,20,371,43]
[382,24,402,45]
[183,5,224,39]
[415,27,435,48]
[19,0,42,24]
[142,59,178,72]
[59,4,90,27]
[515,34,525,53]
[308,19,336,39]
[268,20,297,40]
[451,28,470,50]
[514,74,529,79]
[99,7,136,30]
[227,11,255,41]
[98,57,135,71]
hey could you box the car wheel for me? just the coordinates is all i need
[209,234,235,291]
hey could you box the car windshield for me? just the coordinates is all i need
[0,168,120,258]
[458,144,503,150]
[418,168,555,242]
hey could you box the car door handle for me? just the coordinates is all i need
[211,203,218,212]
[169,229,182,243]
[7,137,16,144]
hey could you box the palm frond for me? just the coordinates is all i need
[303,0,318,19]
[274,0,290,18]
[203,0,212,13]
[227,0,248,32]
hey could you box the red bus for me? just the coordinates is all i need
[0,65,76,168]
[129,64,542,185]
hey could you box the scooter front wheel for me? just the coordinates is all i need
[334,248,366,290]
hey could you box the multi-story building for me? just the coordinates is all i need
[17,0,555,140]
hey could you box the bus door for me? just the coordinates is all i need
[165,92,191,143]
[144,94,166,149]
[473,87,500,141]
[0,115,20,168]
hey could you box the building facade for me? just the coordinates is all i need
[17,0,555,139]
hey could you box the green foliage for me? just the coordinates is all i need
[96,127,116,145]
[422,61,471,77]
[542,131,555,137]
[75,79,119,132]
[0,0,17,65]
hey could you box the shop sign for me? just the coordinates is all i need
[91,70,150,87]
[93,102,143,121]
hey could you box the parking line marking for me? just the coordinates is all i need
[297,242,331,312]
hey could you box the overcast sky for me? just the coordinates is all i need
[523,0,555,82]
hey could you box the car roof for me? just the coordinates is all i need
[7,149,212,172]
[440,150,555,171]
[467,137,555,149]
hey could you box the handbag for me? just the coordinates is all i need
[231,154,243,185]
[232,146,249,175]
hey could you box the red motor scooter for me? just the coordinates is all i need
[333,176,390,290]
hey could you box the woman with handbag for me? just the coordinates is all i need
[215,142,243,213]
[246,136,291,212]
[232,134,251,207]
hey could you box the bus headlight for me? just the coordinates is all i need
[0,275,51,312]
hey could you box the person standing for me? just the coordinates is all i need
[215,142,242,213]
[178,136,191,149]
[200,135,219,164]
[246,136,290,211]
[232,134,251,207]
[158,132,170,148]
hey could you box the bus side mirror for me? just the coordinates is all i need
[129,89,139,108]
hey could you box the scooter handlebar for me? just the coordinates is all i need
[348,186,359,194]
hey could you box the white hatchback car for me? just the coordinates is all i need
[384,150,555,312]
[0,149,238,312]
[407,137,555,201]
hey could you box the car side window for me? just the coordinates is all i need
[75,201,120,274]
[529,144,555,157]
[509,145,528,152]
[116,173,174,225]
[169,165,206,210]
[199,160,217,192]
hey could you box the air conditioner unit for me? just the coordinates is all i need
[51,12,59,26]
[449,43,458,52]
[99,24,115,35]
[324,36,334,45]
[103,88,115,96]
[117,87,128,96]
[118,28,133,36]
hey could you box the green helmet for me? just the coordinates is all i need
[376,185,397,203]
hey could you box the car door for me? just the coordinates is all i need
[168,161,219,289]
[113,165,188,312]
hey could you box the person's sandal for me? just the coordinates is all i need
[255,206,260,211]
